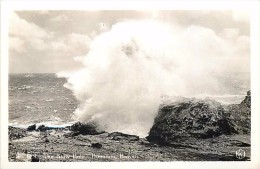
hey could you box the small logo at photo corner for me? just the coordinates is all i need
[236,149,246,159]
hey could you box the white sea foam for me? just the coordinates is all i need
[59,20,250,137]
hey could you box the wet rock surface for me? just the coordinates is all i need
[147,91,250,145]
[147,99,235,143]
[27,124,36,131]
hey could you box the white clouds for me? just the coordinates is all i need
[37,10,50,15]
[9,12,91,55]
[181,25,250,75]
[9,12,51,53]
[50,40,68,51]
[50,33,91,55]
[9,11,250,74]
[51,14,70,22]
[220,28,250,60]
[99,22,109,32]
[9,37,25,52]
[68,33,91,49]
[232,10,250,23]
[9,12,49,39]
[9,12,92,73]
[221,28,240,39]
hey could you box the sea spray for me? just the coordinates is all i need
[58,20,249,137]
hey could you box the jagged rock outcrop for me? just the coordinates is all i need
[226,90,251,134]
[27,124,36,131]
[147,91,250,144]
[70,122,105,135]
[240,90,251,108]
[37,125,47,132]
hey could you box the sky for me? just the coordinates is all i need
[9,10,250,73]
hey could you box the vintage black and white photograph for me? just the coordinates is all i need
[3,6,255,164]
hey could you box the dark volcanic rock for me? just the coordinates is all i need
[240,90,251,108]
[147,91,251,144]
[108,132,139,141]
[37,125,47,132]
[226,90,251,134]
[147,99,237,144]
[27,124,36,131]
[31,155,40,162]
[91,143,102,148]
[70,122,105,135]
[9,126,27,140]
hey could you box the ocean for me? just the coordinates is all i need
[8,73,78,127]
[8,73,250,127]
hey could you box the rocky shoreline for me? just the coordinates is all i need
[8,125,250,162]
[8,91,251,162]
